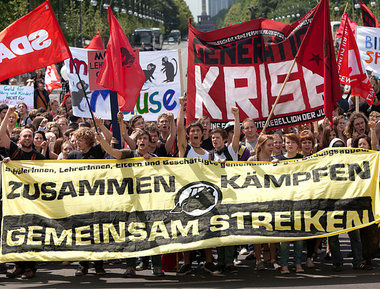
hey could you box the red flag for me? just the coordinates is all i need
[0,1,71,82]
[337,14,375,105]
[295,0,341,123]
[96,8,144,111]
[335,13,357,40]
[45,64,62,93]
[84,30,105,50]
[360,1,379,28]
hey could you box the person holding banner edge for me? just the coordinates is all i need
[96,126,164,277]
[210,106,240,274]
[176,96,215,275]
[67,127,108,276]
[0,106,45,279]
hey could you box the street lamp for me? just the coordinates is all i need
[334,0,339,12]
[103,0,110,9]
[128,0,133,15]
[113,0,119,12]
[121,0,126,14]
[138,3,142,18]
[90,0,97,6]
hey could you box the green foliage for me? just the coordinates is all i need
[0,0,28,31]
[221,0,380,27]
[173,0,193,35]
[0,0,190,47]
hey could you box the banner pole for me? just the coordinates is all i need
[261,58,297,135]
[177,49,184,95]
[355,95,359,112]
[109,90,122,149]
[343,2,349,14]
[70,56,99,133]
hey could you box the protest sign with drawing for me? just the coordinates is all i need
[65,48,181,121]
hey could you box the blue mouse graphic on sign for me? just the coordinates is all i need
[171,181,222,216]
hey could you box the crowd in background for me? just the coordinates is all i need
[0,68,379,280]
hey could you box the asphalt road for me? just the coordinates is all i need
[1,234,380,289]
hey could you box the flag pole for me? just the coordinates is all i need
[260,58,297,134]
[109,90,122,149]
[343,2,349,14]
[177,48,184,95]
[355,95,359,112]
[70,56,99,133]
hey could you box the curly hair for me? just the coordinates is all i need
[73,127,95,148]
[344,112,369,138]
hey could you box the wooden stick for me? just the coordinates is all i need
[261,58,297,135]
[355,95,359,112]
[343,2,349,14]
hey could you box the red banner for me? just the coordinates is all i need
[187,7,329,130]
[45,64,61,93]
[360,1,379,28]
[0,1,71,82]
[96,8,144,111]
[337,14,375,105]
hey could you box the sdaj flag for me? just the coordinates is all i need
[0,1,71,82]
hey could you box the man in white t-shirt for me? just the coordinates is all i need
[210,106,240,274]
[211,107,240,162]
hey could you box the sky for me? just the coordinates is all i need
[184,0,206,23]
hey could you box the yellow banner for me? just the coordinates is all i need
[1,148,379,262]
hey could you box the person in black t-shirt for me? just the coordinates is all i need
[97,129,164,277]
[146,122,176,157]
[67,127,107,276]
[67,127,107,160]
[275,133,303,161]
[0,106,45,280]
[96,129,154,160]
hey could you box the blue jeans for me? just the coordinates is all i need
[329,230,363,267]
[280,241,303,267]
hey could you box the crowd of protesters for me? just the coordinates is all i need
[0,71,379,280]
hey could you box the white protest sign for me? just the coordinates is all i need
[0,86,34,109]
[357,26,380,77]
[64,48,181,121]
[122,49,182,121]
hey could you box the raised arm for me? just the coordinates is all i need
[369,120,378,150]
[230,106,240,153]
[94,116,113,143]
[165,112,176,155]
[0,106,13,149]
[96,132,123,159]
[177,97,187,157]
[118,111,136,150]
